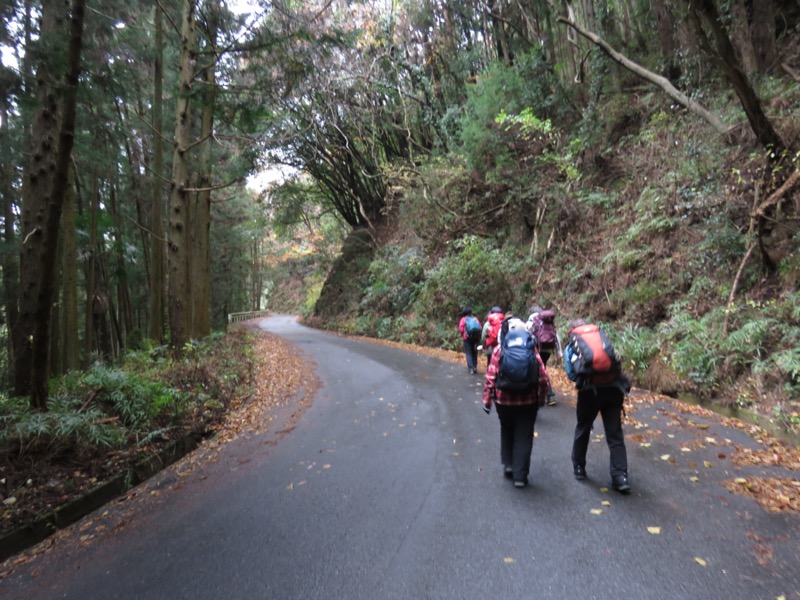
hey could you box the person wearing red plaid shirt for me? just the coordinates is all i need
[481,317,550,488]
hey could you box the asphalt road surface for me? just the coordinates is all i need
[2,315,799,599]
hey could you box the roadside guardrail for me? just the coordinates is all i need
[227,310,270,324]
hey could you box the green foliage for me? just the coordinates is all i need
[608,279,667,312]
[457,50,568,173]
[641,297,800,404]
[0,392,126,459]
[658,305,725,391]
[615,324,660,376]
[691,215,746,274]
[361,247,425,316]
[303,275,326,318]
[54,364,186,430]
[0,330,256,461]
[624,187,677,242]
[397,158,471,240]
[577,189,617,209]
[412,235,515,323]
[496,109,584,181]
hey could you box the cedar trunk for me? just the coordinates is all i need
[168,0,196,351]
[149,0,166,343]
[17,0,87,408]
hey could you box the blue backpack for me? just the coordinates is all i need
[465,315,482,342]
[497,329,539,393]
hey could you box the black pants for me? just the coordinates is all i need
[539,348,554,395]
[462,339,478,371]
[539,348,552,366]
[571,386,628,478]
[496,403,539,482]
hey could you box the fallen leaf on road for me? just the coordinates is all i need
[660,454,671,461]
[503,557,516,564]
[704,461,714,468]
[591,509,603,515]
[601,500,611,507]
[690,476,700,483]
[694,557,707,567]
[724,477,800,513]
[647,527,661,534]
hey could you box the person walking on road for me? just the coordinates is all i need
[458,306,482,375]
[482,317,549,489]
[477,306,504,368]
[564,318,632,494]
[526,304,563,406]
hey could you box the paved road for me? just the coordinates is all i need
[2,315,799,599]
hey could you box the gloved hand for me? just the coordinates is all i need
[482,404,491,415]
[476,345,483,351]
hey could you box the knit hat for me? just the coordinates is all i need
[568,318,588,332]
[490,306,503,313]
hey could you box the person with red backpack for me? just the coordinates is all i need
[526,305,563,406]
[458,306,482,375]
[564,318,632,494]
[477,306,504,368]
[481,317,550,489]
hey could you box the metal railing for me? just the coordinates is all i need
[227,310,270,324]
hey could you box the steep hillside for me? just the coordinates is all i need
[306,85,800,432]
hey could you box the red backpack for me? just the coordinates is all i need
[568,323,621,385]
[485,312,504,347]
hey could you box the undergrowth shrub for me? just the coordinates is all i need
[0,393,126,460]
[361,246,425,316]
[615,323,660,377]
[0,329,256,462]
[413,235,515,324]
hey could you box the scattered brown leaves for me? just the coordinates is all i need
[724,477,800,513]
[731,440,800,471]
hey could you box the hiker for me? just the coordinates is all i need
[458,306,482,375]
[477,306,504,368]
[526,305,563,406]
[482,317,549,489]
[564,318,632,494]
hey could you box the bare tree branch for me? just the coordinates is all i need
[557,16,730,136]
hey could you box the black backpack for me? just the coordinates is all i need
[496,329,539,393]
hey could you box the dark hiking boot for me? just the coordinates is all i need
[611,474,631,494]
[573,465,587,480]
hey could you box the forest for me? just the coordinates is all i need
[0,0,799,543]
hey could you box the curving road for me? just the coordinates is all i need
[2,315,799,599]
